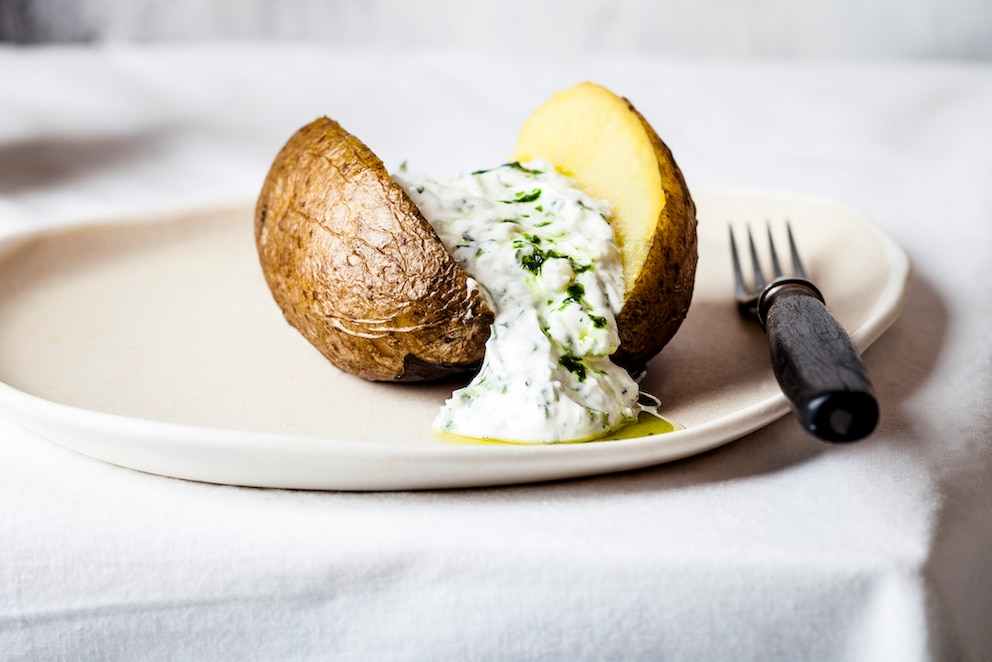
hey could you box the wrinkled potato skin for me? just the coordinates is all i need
[255,117,494,381]
[612,101,698,373]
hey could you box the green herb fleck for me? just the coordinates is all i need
[589,315,608,329]
[565,283,585,302]
[559,354,588,381]
[519,250,546,274]
[501,188,542,204]
[515,188,542,203]
[517,246,573,274]
[507,161,545,175]
[517,245,591,276]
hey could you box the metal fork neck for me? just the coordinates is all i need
[757,277,825,327]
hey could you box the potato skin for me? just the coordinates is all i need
[612,101,698,373]
[255,117,494,381]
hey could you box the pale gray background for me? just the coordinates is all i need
[1,0,990,59]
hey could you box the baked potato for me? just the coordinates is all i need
[255,83,697,382]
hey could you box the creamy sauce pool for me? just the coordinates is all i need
[394,160,639,443]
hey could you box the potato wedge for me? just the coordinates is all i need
[255,118,494,381]
[516,82,698,372]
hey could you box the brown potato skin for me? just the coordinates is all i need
[255,117,494,381]
[612,101,698,374]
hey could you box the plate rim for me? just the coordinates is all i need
[0,187,911,490]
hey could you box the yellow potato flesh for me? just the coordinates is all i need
[517,83,663,293]
[516,82,698,372]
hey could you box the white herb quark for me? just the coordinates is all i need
[394,160,639,443]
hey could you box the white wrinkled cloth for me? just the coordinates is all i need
[1,44,990,661]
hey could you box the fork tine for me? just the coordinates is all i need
[766,223,783,278]
[746,225,766,290]
[728,225,749,299]
[785,221,807,279]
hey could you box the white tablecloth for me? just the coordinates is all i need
[1,44,990,661]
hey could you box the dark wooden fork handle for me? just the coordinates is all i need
[762,290,879,442]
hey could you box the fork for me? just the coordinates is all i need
[729,223,879,442]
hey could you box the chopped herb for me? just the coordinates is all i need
[535,205,544,212]
[589,314,608,329]
[558,284,590,311]
[517,244,592,276]
[501,188,542,204]
[519,250,546,274]
[565,283,585,302]
[515,188,542,203]
[559,354,588,381]
[470,164,502,175]
[507,161,545,175]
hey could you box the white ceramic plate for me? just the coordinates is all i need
[0,190,909,490]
